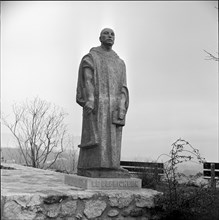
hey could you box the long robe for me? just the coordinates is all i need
[76,46,129,175]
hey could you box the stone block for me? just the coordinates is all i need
[61,200,77,216]
[130,208,143,217]
[44,203,61,218]
[107,209,119,217]
[3,200,22,220]
[135,195,155,208]
[64,174,142,190]
[84,199,107,219]
[109,193,133,208]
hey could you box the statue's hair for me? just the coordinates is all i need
[100,28,114,36]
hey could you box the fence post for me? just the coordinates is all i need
[210,163,216,190]
[154,164,159,183]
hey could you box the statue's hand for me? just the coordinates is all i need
[118,108,126,120]
[84,100,94,114]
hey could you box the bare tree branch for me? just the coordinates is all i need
[2,97,68,169]
[204,50,219,62]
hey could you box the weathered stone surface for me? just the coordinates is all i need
[65,174,141,190]
[3,200,38,220]
[75,213,84,219]
[27,195,42,207]
[44,203,61,218]
[135,189,162,209]
[3,200,22,220]
[107,209,119,217]
[43,195,68,204]
[66,217,81,220]
[10,195,30,207]
[151,215,161,220]
[3,195,43,220]
[121,209,130,217]
[61,200,77,216]
[135,195,155,208]
[72,191,96,200]
[84,200,107,218]
[115,217,137,220]
[130,208,143,217]
[34,213,45,220]
[19,210,38,220]
[8,194,42,208]
[109,192,133,208]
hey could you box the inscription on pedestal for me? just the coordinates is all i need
[64,175,142,190]
[91,179,139,188]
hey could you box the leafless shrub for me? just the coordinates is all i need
[2,97,68,169]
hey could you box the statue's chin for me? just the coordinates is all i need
[103,42,114,47]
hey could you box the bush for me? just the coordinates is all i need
[155,187,219,220]
[141,172,158,189]
[154,138,218,220]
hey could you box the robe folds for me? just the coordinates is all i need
[76,46,129,172]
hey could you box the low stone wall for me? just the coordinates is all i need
[1,163,162,220]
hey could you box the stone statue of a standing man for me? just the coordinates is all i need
[76,28,130,178]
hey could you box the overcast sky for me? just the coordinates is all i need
[1,1,218,162]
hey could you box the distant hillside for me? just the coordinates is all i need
[1,147,56,164]
[177,162,203,176]
[1,147,21,162]
[1,147,77,163]
[1,131,81,162]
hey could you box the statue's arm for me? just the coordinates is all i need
[118,93,126,120]
[84,67,94,114]
[118,62,129,120]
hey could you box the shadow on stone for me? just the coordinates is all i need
[0,165,16,170]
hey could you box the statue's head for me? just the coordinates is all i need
[99,28,115,47]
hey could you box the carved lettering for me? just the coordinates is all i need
[123,181,128,187]
[91,180,97,187]
[113,181,117,187]
[119,181,124,187]
[134,181,139,186]
[106,181,110,187]
[89,179,141,189]
[74,178,86,187]
[98,181,101,187]
[101,181,106,187]
[109,181,113,187]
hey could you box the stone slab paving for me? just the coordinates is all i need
[1,163,162,220]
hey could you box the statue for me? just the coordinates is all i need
[76,28,130,178]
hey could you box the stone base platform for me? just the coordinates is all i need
[1,163,162,220]
[64,174,142,190]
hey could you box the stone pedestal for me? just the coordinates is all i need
[1,163,163,220]
[64,174,142,190]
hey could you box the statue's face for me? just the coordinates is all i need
[100,28,115,46]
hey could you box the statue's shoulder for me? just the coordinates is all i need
[80,52,94,69]
[81,50,94,64]
[110,50,125,65]
[89,46,125,66]
[116,54,125,67]
[89,46,101,54]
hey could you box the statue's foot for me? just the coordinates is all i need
[77,167,130,178]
